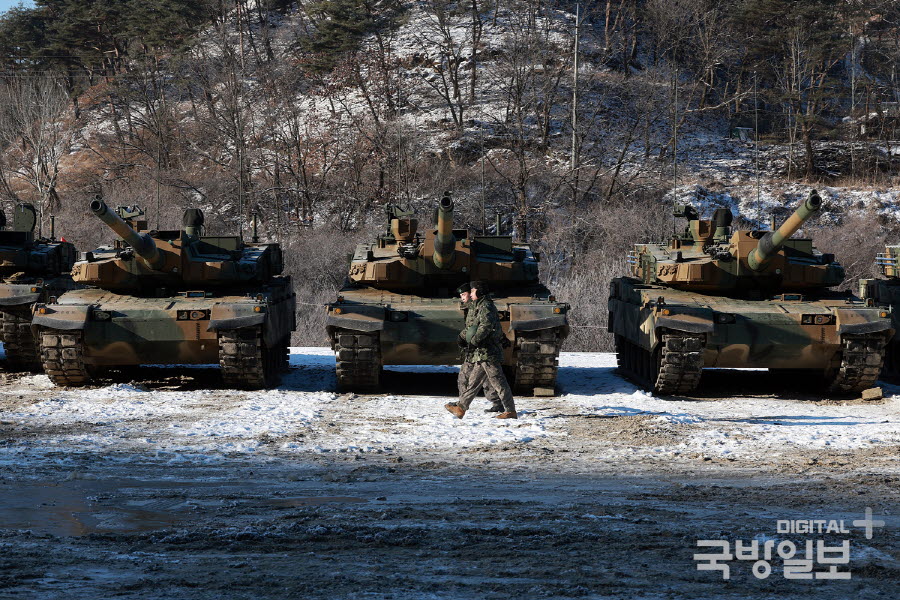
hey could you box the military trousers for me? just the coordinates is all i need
[457,360,501,406]
[458,360,515,413]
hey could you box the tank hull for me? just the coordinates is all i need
[32,276,296,388]
[609,277,891,395]
[326,286,569,395]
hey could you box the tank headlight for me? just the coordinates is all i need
[38,307,48,315]
[881,311,889,318]
[93,310,111,321]
[661,309,671,316]
[254,306,263,313]
[553,307,561,314]
[190,310,205,320]
[30,287,39,293]
[334,307,343,315]
[715,313,736,324]
[389,311,408,322]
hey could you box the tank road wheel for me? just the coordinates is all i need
[333,330,382,392]
[1,312,41,371]
[826,332,888,396]
[651,333,704,396]
[513,329,563,396]
[40,329,91,386]
[219,327,280,390]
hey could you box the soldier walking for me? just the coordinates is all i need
[454,283,503,413]
[446,280,517,419]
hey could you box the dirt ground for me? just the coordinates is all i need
[0,351,897,599]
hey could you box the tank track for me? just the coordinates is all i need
[615,332,704,396]
[827,332,887,395]
[1,312,41,371]
[512,329,563,395]
[218,327,282,390]
[39,328,91,386]
[333,330,381,392]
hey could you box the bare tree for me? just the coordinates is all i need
[0,76,71,234]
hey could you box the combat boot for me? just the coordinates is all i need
[445,403,466,419]
[484,402,503,413]
[495,411,518,419]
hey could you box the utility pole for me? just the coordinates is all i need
[480,124,486,233]
[570,3,580,200]
[672,68,678,236]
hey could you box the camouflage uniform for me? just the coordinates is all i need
[457,296,515,413]
[457,299,501,408]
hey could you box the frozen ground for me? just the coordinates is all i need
[0,349,898,599]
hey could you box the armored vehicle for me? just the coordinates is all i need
[326,194,569,395]
[860,247,900,379]
[608,190,892,396]
[32,198,296,388]
[0,204,78,370]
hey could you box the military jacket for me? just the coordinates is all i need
[463,296,503,363]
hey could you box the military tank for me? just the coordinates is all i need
[0,204,78,370]
[860,246,900,380]
[32,198,296,388]
[326,194,569,395]
[608,190,892,396]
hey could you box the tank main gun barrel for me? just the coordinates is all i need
[90,197,165,270]
[432,194,456,269]
[747,190,822,272]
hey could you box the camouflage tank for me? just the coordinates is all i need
[32,198,296,388]
[326,194,569,395]
[608,190,892,396]
[0,204,78,370]
[860,246,900,380]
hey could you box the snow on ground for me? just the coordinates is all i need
[2,349,898,468]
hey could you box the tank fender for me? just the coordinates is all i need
[207,304,266,332]
[31,304,90,330]
[834,308,894,335]
[654,312,715,335]
[325,304,386,334]
[508,304,568,333]
[0,289,40,307]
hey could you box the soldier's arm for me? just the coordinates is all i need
[468,304,498,347]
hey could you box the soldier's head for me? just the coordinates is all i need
[456,282,471,302]
[470,280,488,300]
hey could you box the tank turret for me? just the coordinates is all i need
[345,193,540,293]
[0,203,77,277]
[630,190,843,294]
[73,197,284,292]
